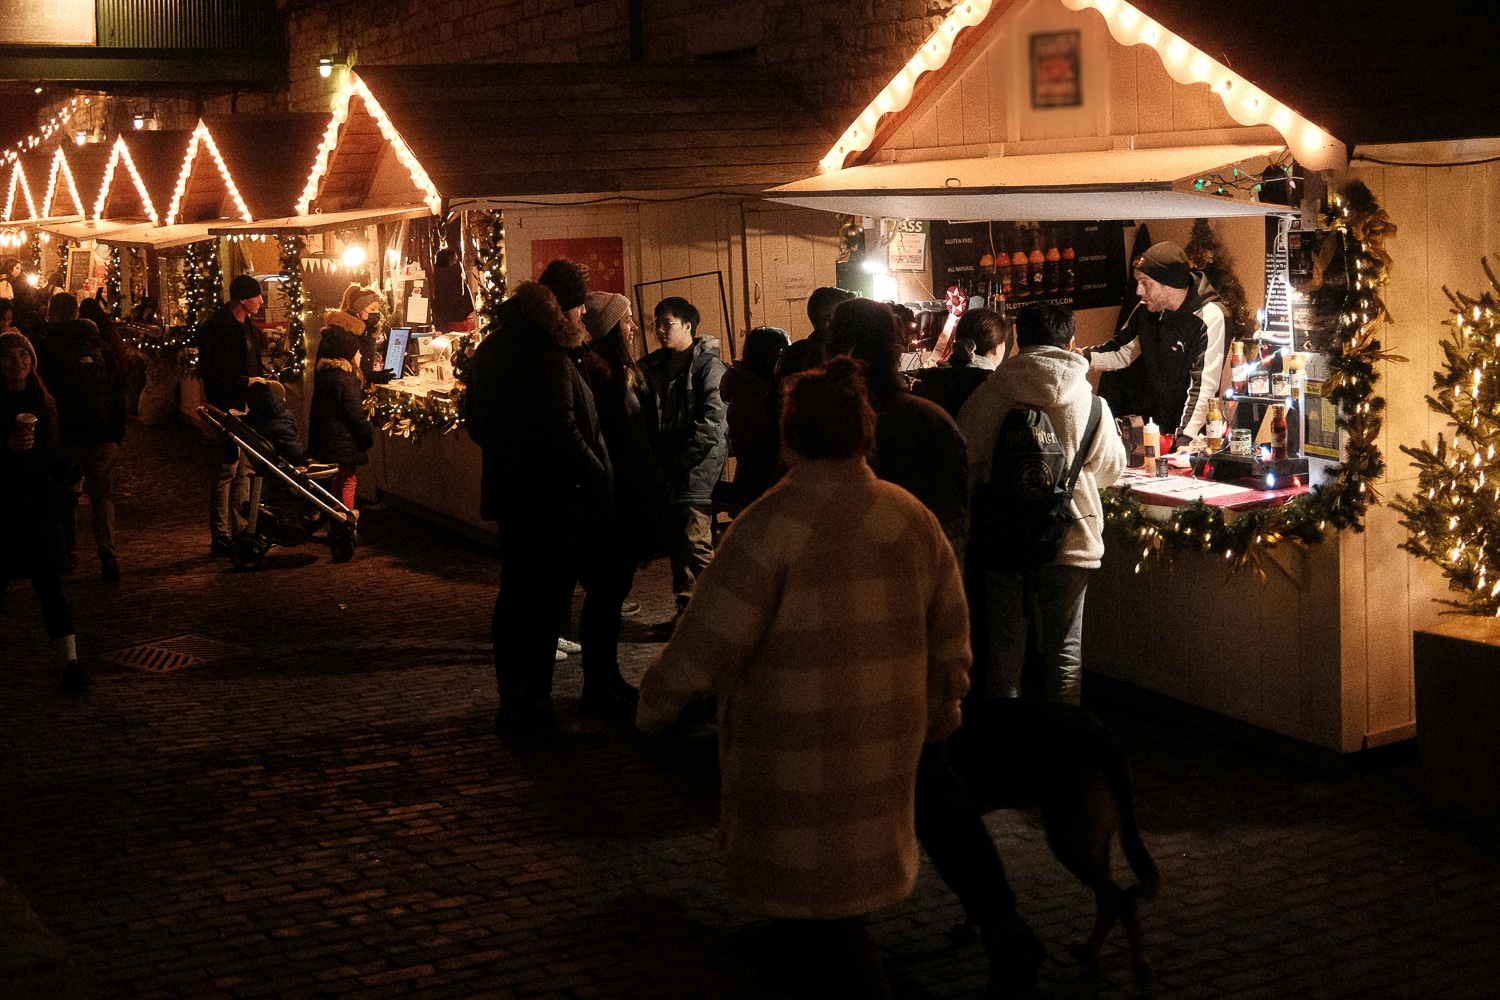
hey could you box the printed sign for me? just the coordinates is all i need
[888,219,928,272]
[929,220,1127,312]
[1031,31,1082,109]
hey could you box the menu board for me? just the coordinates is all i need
[930,220,1128,311]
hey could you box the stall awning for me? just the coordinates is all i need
[764,144,1289,221]
[96,222,216,250]
[207,205,433,237]
[39,218,151,241]
[0,215,83,231]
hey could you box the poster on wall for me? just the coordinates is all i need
[929,220,1128,312]
[888,220,928,272]
[1286,226,1344,353]
[530,237,625,294]
[1030,31,1082,109]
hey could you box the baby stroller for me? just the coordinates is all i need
[199,404,359,570]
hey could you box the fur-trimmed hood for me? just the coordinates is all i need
[498,281,589,350]
[323,310,365,336]
[316,356,359,377]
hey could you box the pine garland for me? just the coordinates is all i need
[183,239,223,335]
[471,209,507,335]
[1392,258,1500,615]
[107,247,122,317]
[272,236,307,381]
[1103,180,1403,579]
[367,385,462,440]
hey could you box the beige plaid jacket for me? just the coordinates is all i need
[638,457,971,919]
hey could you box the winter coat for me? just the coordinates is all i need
[465,286,611,529]
[583,350,667,560]
[637,457,971,919]
[1,381,68,579]
[1084,271,1227,442]
[958,345,1127,570]
[721,362,783,503]
[910,359,994,420]
[324,309,381,382]
[640,335,728,506]
[866,381,969,560]
[35,318,127,446]
[197,304,265,412]
[308,358,374,466]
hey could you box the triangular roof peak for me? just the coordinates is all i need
[299,73,442,217]
[822,0,1344,175]
[4,160,38,222]
[165,121,255,226]
[42,147,88,218]
[96,136,162,225]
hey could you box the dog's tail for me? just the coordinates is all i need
[1105,744,1160,901]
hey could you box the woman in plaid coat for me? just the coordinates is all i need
[638,356,971,997]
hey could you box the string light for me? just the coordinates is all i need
[4,162,39,222]
[95,137,161,226]
[166,122,255,226]
[297,74,442,216]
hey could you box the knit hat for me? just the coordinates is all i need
[316,327,361,362]
[1133,241,1193,289]
[538,259,588,311]
[229,274,262,302]
[0,330,36,368]
[582,292,630,341]
[348,288,380,315]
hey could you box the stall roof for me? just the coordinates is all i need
[206,205,432,237]
[96,130,194,224]
[4,156,40,222]
[170,115,331,224]
[766,144,1287,220]
[319,63,833,209]
[95,221,216,250]
[48,143,115,219]
[39,218,148,241]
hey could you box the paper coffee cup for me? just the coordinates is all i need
[15,412,36,432]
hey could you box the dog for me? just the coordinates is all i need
[947,697,1160,987]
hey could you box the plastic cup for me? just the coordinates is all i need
[15,412,36,432]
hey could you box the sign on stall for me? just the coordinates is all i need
[888,220,928,272]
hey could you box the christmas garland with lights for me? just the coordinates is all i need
[107,247,122,317]
[1392,258,1500,615]
[367,384,463,440]
[270,236,307,381]
[1103,180,1403,580]
[183,239,223,336]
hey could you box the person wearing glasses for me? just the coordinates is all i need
[639,297,728,636]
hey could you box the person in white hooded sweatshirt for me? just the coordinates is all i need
[957,303,1126,705]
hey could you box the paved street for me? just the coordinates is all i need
[2,421,1499,1000]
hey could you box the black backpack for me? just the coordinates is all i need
[972,396,1102,572]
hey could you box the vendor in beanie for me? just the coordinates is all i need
[1080,240,1228,448]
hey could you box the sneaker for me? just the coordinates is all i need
[99,550,120,583]
[620,600,642,617]
[555,637,582,654]
[58,661,92,692]
[554,648,568,662]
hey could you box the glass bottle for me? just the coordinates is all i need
[1044,236,1061,294]
[1229,340,1249,395]
[1010,236,1030,300]
[1028,229,1045,300]
[1205,397,1226,453]
[1061,243,1076,293]
[1270,404,1288,460]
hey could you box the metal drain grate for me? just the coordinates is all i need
[99,634,239,674]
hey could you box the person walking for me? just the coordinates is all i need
[1,331,88,691]
[638,356,971,999]
[198,275,267,555]
[37,292,128,582]
[639,296,727,635]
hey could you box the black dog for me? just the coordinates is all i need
[948,697,1160,987]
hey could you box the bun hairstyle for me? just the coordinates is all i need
[780,355,877,461]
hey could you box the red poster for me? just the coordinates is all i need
[530,237,626,294]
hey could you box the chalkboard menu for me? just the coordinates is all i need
[929,220,1128,312]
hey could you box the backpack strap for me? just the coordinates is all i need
[1062,396,1103,497]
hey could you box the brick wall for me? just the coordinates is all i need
[281,0,957,130]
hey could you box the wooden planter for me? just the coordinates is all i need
[1413,616,1500,831]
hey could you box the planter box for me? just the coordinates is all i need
[1413,617,1500,831]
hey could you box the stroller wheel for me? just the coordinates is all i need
[230,536,268,571]
[329,522,357,564]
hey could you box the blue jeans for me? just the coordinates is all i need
[982,564,1091,705]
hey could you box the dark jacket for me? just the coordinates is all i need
[911,362,993,420]
[325,310,381,382]
[1085,271,1226,441]
[308,358,374,466]
[583,350,667,560]
[640,335,728,506]
[721,361,783,502]
[244,381,307,465]
[198,303,265,412]
[868,380,969,558]
[1,381,68,579]
[35,318,127,447]
[465,286,611,527]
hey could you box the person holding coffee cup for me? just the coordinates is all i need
[1,330,89,691]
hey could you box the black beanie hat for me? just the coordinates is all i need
[1133,242,1193,289]
[538,258,588,311]
[229,274,262,302]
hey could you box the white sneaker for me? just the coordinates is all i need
[554,648,568,662]
[556,637,582,654]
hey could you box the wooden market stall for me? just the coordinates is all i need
[760,0,1482,755]
[210,63,843,539]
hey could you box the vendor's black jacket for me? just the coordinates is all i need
[198,303,265,412]
[1085,271,1226,441]
[308,358,374,466]
[465,285,611,526]
[36,318,127,447]
[639,335,728,506]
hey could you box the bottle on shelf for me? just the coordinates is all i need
[1204,397,1226,453]
[1269,404,1289,460]
[1044,235,1061,294]
[1229,340,1249,395]
[997,234,1013,300]
[1028,229,1045,300]
[1010,235,1030,300]
[1061,242,1076,294]
[1142,417,1160,463]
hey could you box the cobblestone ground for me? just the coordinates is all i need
[2,421,1499,1000]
